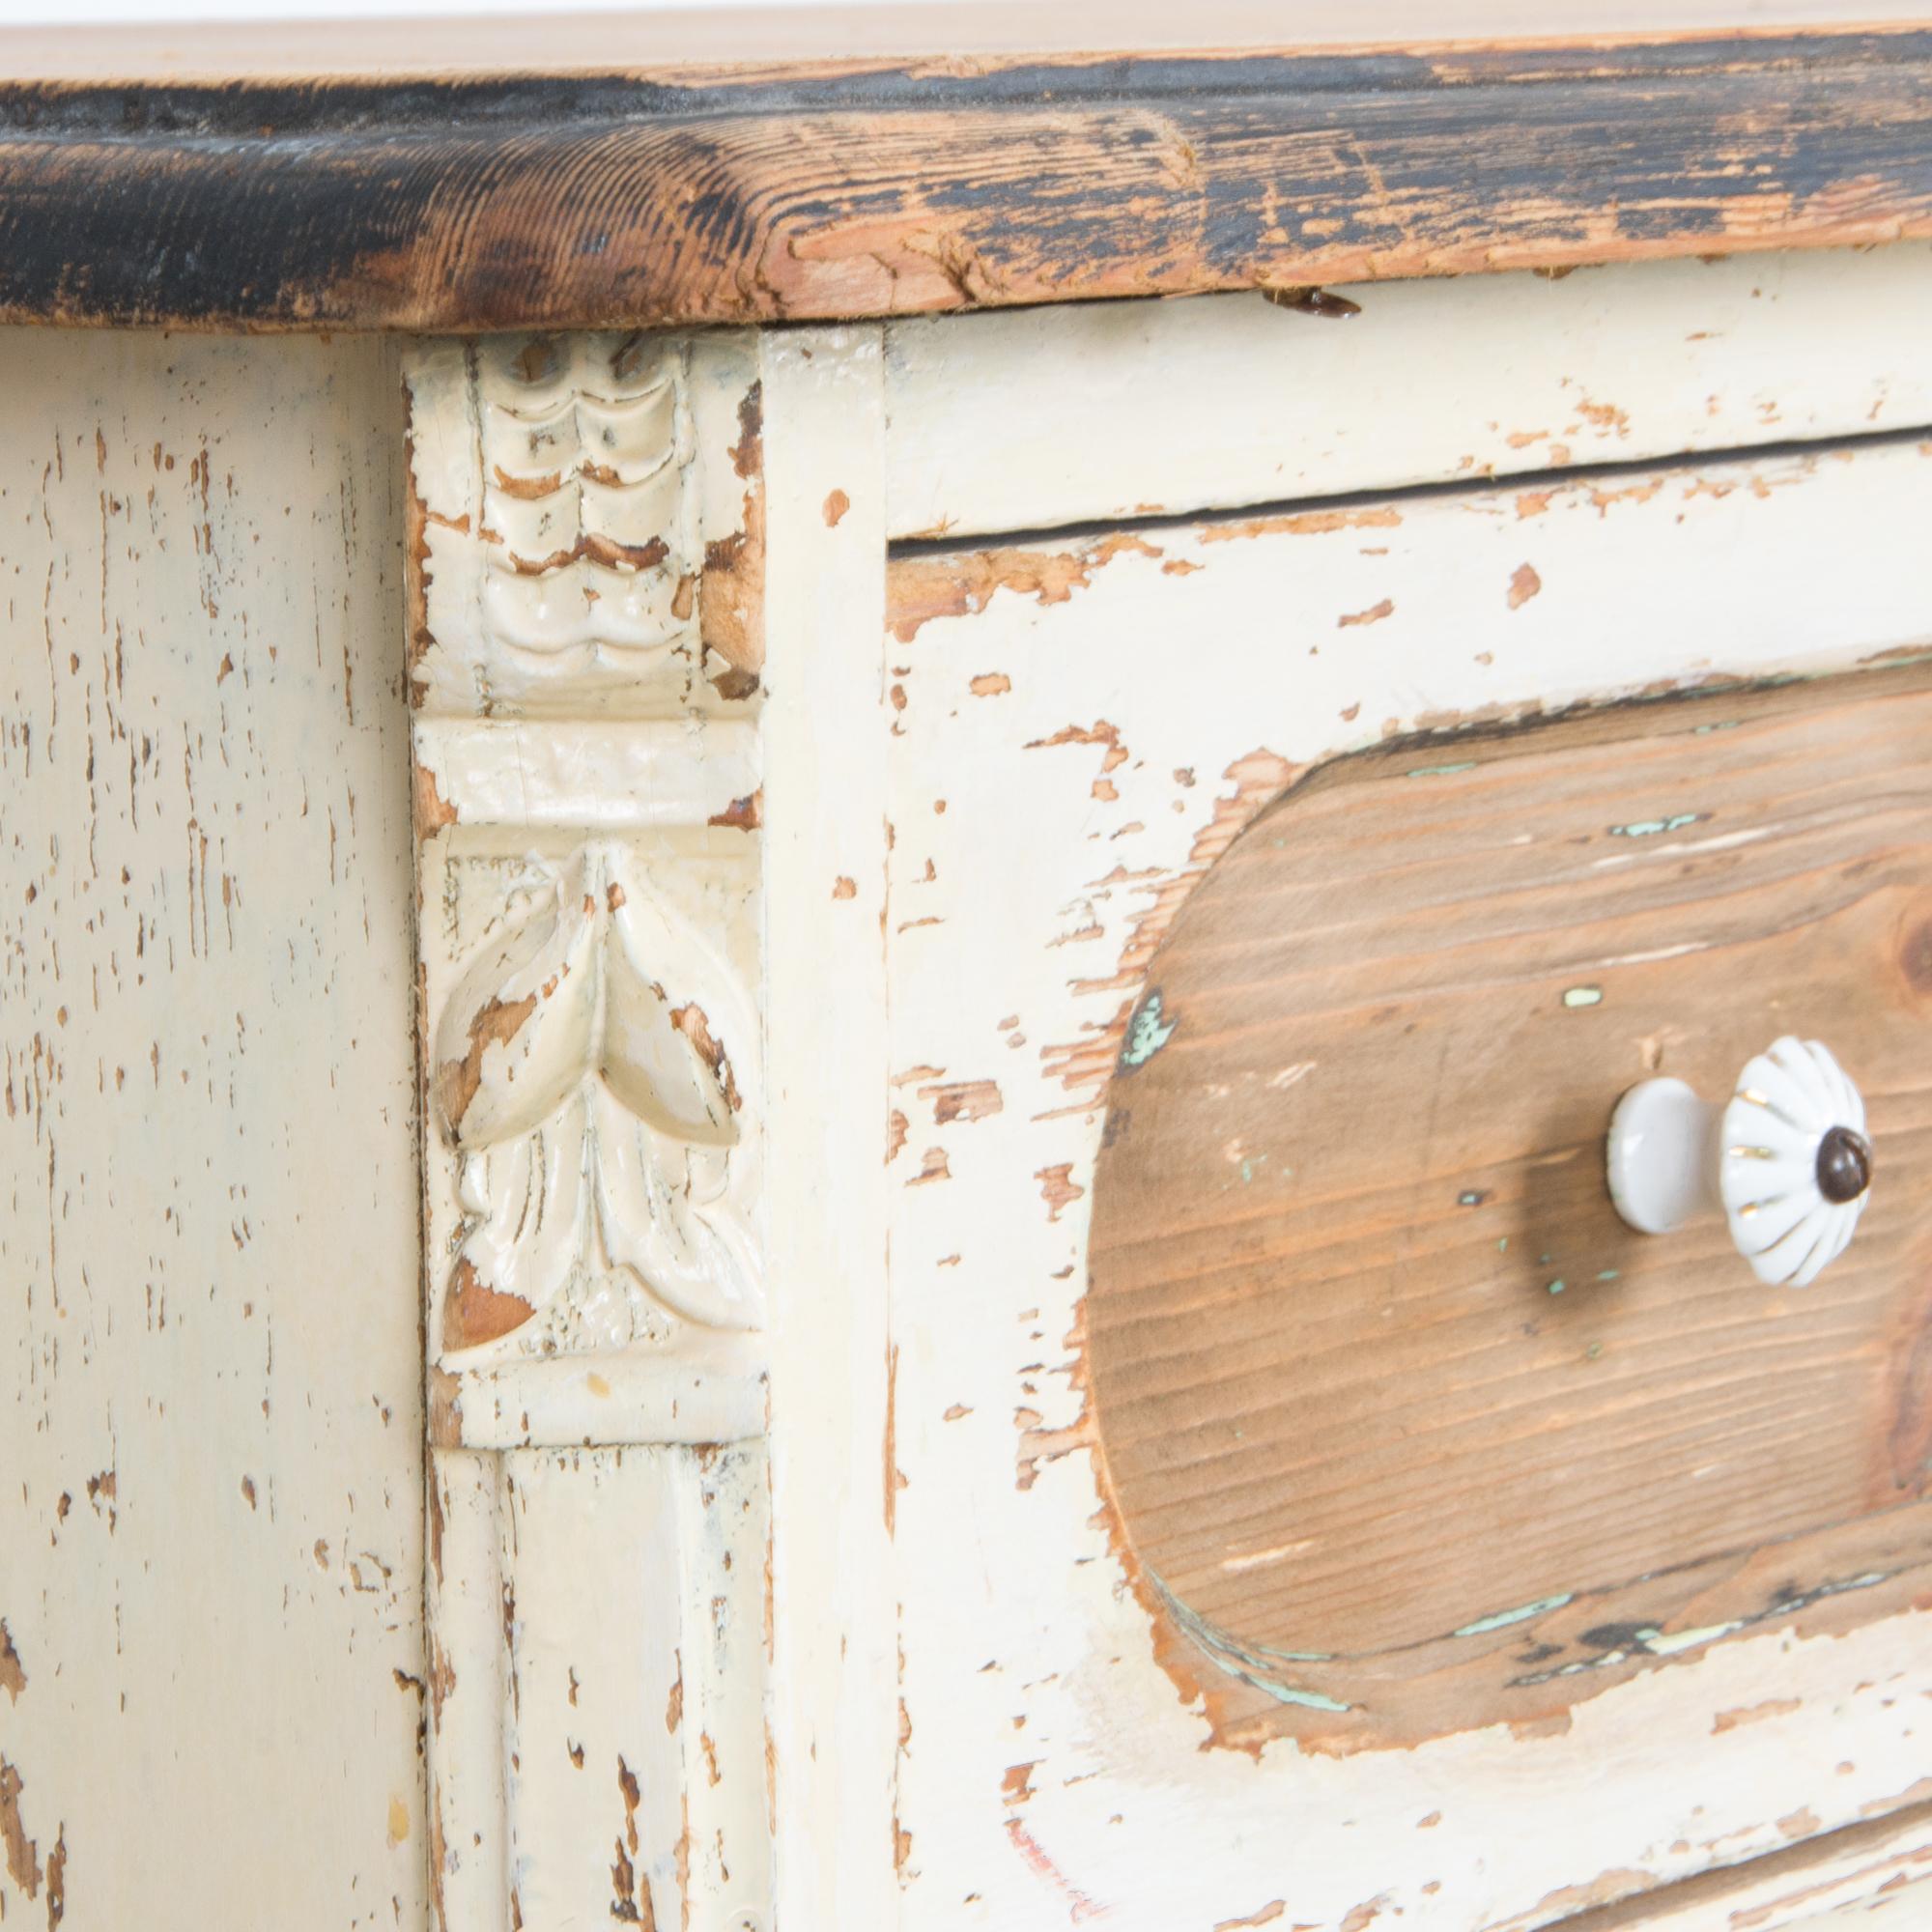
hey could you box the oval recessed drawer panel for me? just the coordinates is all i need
[1086,666,1932,1752]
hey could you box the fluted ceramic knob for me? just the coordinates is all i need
[1606,1037,1872,1288]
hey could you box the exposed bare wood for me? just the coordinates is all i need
[1087,668,1932,1748]
[4,32,1932,330]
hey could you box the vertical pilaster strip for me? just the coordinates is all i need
[426,1450,510,1932]
[758,326,899,1931]
[407,328,773,1932]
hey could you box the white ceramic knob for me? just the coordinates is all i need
[1606,1037,1872,1288]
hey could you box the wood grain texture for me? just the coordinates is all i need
[0,330,424,1927]
[1086,668,1932,1751]
[4,30,1932,330]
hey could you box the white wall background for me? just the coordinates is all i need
[2,0,1916,33]
[0,0,932,20]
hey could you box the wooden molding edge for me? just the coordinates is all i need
[3,28,1932,331]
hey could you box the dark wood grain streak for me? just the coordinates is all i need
[3,31,1932,330]
[1086,666,1932,1752]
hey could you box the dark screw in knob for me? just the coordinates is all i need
[1816,1124,1874,1205]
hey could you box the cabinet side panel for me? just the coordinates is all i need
[0,332,425,1927]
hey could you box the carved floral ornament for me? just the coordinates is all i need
[432,841,762,1356]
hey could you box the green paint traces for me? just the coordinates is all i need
[1406,761,1478,779]
[1586,1341,1604,1360]
[1597,1269,1620,1283]
[1455,1594,1574,1637]
[1643,1621,1743,1657]
[1258,1685,1354,1713]
[1562,986,1604,1009]
[1609,812,1702,838]
[1121,991,1177,1068]
[1546,1279,1566,1295]
[1692,721,1740,735]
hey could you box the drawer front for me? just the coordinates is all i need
[878,436,1932,1928]
[1089,670,1932,1752]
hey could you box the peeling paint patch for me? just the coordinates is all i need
[887,534,1161,643]
[1214,1902,1288,1930]
[1562,986,1604,1008]
[1036,1163,1085,1222]
[1454,1593,1573,1636]
[1201,504,1402,544]
[1120,991,1176,1069]
[1509,562,1544,609]
[707,791,762,832]
[1609,812,1704,838]
[1713,1696,1802,1732]
[1338,598,1394,630]
[921,1078,1003,1124]
[1153,1576,1349,1711]
[0,1759,40,1899]
[0,1623,23,1703]
[908,1147,951,1185]
[44,1828,65,1927]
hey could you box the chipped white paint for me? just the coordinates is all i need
[433,838,762,1354]
[881,434,1932,1928]
[427,1452,510,1932]
[0,332,424,1926]
[440,1327,766,1451]
[1500,1804,1932,1930]
[757,324,902,1932]
[409,332,771,1931]
[412,716,759,830]
[12,247,1932,1931]
[500,1445,771,1931]
[884,243,1932,538]
[409,331,761,718]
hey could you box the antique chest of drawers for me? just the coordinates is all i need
[4,9,1932,1929]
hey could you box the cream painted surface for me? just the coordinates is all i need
[1591,1806,1932,1930]
[880,440,1932,1930]
[758,324,900,1932]
[884,243,1932,538]
[408,331,774,1932]
[0,332,424,1925]
[10,253,1932,1932]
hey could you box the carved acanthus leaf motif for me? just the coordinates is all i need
[434,842,761,1354]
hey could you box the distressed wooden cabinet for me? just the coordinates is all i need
[6,12,1932,1930]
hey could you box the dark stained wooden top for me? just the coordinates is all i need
[3,24,1932,331]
